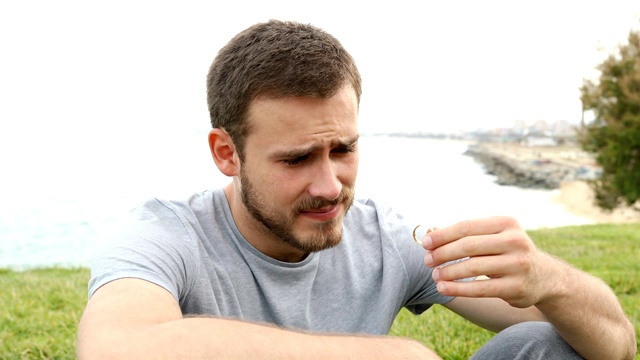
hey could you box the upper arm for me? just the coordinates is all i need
[443,296,547,333]
[77,278,183,356]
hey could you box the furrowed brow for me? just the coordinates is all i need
[270,145,321,160]
[336,135,360,148]
[269,135,359,159]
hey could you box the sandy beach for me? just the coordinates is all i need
[553,180,640,224]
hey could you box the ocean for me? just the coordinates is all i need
[0,134,593,270]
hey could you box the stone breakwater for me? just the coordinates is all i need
[464,143,601,189]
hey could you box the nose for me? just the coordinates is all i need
[307,158,342,200]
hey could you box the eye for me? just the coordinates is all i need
[332,145,356,154]
[283,154,310,166]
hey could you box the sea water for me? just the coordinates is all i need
[0,134,592,270]
[356,136,593,229]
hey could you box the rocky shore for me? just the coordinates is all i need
[464,142,600,189]
[464,142,640,224]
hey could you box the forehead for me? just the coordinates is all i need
[245,87,359,149]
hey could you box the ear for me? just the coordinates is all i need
[208,128,240,177]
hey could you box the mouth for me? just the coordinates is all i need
[299,204,341,221]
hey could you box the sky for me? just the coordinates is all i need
[2,1,639,134]
[0,0,639,246]
[1,0,639,185]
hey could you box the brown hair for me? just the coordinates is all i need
[206,20,362,160]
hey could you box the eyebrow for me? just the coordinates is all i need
[269,135,360,159]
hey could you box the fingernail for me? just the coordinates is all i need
[437,282,446,293]
[422,235,432,248]
[424,252,434,267]
[432,268,440,281]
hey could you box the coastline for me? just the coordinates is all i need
[464,142,600,189]
[464,142,640,224]
[553,180,640,224]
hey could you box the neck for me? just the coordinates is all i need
[223,183,308,263]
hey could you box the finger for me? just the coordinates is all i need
[436,277,534,308]
[433,254,526,281]
[426,216,522,250]
[418,226,440,250]
[425,232,518,268]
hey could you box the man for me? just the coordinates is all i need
[77,20,636,359]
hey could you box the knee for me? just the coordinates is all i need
[501,321,557,342]
[472,322,584,360]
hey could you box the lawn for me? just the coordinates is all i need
[0,267,89,359]
[1,223,638,359]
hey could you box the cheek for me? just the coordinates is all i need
[265,171,305,202]
[352,154,360,177]
[339,155,359,185]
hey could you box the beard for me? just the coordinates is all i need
[239,169,355,254]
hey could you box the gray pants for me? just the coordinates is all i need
[471,322,585,360]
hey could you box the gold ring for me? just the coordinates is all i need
[412,225,422,244]
[412,225,433,245]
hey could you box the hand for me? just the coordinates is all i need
[421,216,551,308]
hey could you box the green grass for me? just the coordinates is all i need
[1,223,639,359]
[0,268,89,359]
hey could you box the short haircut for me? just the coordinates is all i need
[206,20,362,160]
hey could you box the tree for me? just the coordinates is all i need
[579,30,640,211]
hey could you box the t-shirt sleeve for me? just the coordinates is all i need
[88,199,199,302]
[369,199,455,314]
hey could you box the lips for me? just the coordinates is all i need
[300,204,341,221]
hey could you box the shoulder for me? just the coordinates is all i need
[343,197,427,269]
[344,197,415,251]
[129,189,221,224]
[88,190,224,299]
[346,197,410,229]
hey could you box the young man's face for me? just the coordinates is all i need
[236,86,359,259]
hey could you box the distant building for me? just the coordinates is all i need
[513,120,527,136]
[530,120,549,135]
[550,120,575,136]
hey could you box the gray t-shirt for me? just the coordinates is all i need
[89,188,453,334]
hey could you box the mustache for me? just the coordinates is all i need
[294,187,354,213]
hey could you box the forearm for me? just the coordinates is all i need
[78,316,440,359]
[536,256,636,360]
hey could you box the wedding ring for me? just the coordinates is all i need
[412,225,433,245]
